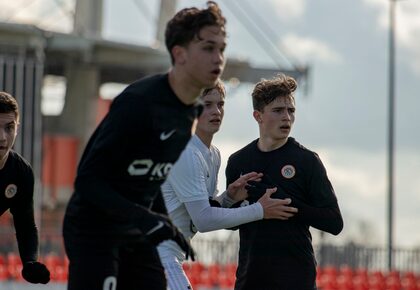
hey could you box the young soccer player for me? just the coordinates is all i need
[226,74,343,290]
[0,91,50,284]
[63,2,227,289]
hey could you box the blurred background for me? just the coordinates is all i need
[0,0,419,289]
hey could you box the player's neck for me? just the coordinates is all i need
[196,131,213,148]
[257,136,288,152]
[168,69,202,105]
[0,152,9,170]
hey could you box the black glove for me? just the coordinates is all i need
[171,230,196,261]
[245,173,284,201]
[245,180,274,202]
[246,174,292,203]
[143,213,196,261]
[229,199,251,208]
[209,198,221,207]
[22,261,50,284]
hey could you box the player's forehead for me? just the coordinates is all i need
[269,95,295,108]
[203,89,224,102]
[0,112,17,125]
[194,25,226,46]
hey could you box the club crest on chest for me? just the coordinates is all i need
[5,184,17,198]
[281,165,296,179]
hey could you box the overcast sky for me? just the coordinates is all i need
[1,0,419,247]
[105,0,420,247]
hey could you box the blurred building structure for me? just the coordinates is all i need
[0,0,307,254]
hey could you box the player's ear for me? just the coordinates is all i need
[253,110,262,124]
[14,121,19,136]
[172,45,187,65]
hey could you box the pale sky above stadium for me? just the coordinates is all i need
[1,0,419,247]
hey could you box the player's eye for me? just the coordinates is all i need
[6,125,15,133]
[204,46,214,52]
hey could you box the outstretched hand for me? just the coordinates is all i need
[226,172,263,201]
[22,261,50,284]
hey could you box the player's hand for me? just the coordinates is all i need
[143,213,196,261]
[21,261,50,284]
[245,173,283,201]
[227,172,263,201]
[257,188,298,220]
[245,180,270,201]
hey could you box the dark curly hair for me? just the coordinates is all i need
[165,1,226,64]
[252,74,297,111]
[0,91,19,123]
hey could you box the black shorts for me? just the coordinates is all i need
[63,219,166,290]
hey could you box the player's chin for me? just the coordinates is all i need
[207,73,221,86]
[211,127,221,134]
[278,128,290,137]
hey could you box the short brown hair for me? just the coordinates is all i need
[201,80,226,99]
[0,91,19,123]
[165,1,226,64]
[252,74,297,111]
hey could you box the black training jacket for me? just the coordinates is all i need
[226,137,343,290]
[0,150,38,263]
[64,74,199,241]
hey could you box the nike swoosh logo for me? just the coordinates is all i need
[146,221,164,235]
[160,129,176,141]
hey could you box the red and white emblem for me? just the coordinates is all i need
[5,184,17,198]
[281,165,296,179]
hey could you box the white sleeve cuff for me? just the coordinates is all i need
[184,199,264,232]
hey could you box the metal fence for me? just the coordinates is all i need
[0,227,419,273]
[191,236,420,273]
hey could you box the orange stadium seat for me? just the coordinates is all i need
[0,264,8,281]
[218,270,235,289]
[339,265,354,278]
[198,270,216,289]
[369,270,386,289]
[42,253,64,281]
[43,252,61,269]
[54,265,68,282]
[353,276,369,290]
[0,254,4,265]
[207,263,221,277]
[336,274,354,290]
[401,271,418,290]
[6,252,23,281]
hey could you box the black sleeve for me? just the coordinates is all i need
[75,94,153,224]
[10,167,38,263]
[247,180,343,235]
[277,154,343,235]
[76,175,155,223]
[225,156,240,191]
[150,188,169,215]
[224,156,240,231]
[280,190,343,235]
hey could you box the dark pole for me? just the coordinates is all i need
[387,0,396,271]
